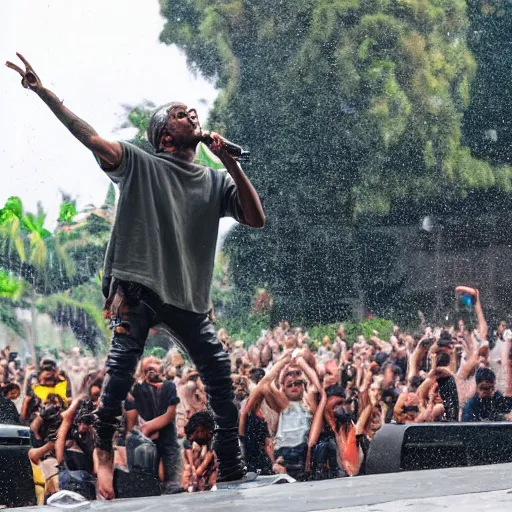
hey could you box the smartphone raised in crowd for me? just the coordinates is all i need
[458,292,476,311]
[454,286,477,331]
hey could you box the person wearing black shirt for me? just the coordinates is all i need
[0,394,20,425]
[125,357,180,489]
[462,368,512,422]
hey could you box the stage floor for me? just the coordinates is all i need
[10,462,512,511]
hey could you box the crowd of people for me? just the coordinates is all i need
[1,287,512,503]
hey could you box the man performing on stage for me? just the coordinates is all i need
[6,53,265,499]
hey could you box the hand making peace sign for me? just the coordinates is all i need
[5,52,43,92]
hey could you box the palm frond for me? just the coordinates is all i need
[36,293,109,352]
[0,216,26,262]
[0,270,26,301]
[28,232,48,270]
[0,299,24,337]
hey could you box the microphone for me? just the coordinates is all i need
[201,132,250,162]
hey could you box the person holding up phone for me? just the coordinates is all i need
[417,331,460,421]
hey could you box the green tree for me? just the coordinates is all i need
[158,0,512,324]
[0,196,111,356]
[58,193,78,224]
[0,270,25,337]
[105,183,116,209]
[118,100,156,140]
[463,0,512,164]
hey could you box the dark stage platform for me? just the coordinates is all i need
[10,462,512,511]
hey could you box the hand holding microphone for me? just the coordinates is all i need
[202,131,250,162]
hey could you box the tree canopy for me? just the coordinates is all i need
[463,0,512,164]
[0,194,112,353]
[158,0,512,324]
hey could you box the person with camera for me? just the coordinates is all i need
[6,52,265,499]
[28,393,66,499]
[22,359,70,426]
[416,331,460,421]
[55,397,96,473]
[394,376,444,424]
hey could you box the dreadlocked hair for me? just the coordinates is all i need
[184,410,215,439]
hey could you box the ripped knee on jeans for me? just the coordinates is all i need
[110,316,132,334]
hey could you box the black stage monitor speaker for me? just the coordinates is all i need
[0,424,37,508]
[366,422,512,475]
[114,467,161,499]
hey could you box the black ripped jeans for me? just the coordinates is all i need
[95,280,243,479]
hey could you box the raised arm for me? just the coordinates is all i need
[55,397,83,464]
[407,338,428,381]
[259,353,291,388]
[305,389,327,472]
[393,392,408,424]
[6,53,122,169]
[295,356,322,392]
[209,134,265,228]
[473,289,488,342]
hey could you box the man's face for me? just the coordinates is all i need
[39,369,57,386]
[240,360,252,375]
[477,380,495,399]
[284,336,297,349]
[498,321,507,336]
[45,395,62,408]
[233,375,249,401]
[435,345,453,366]
[144,362,162,383]
[162,104,202,149]
[284,375,304,401]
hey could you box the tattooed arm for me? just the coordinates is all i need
[6,53,122,169]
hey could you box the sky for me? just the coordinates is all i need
[1,0,222,229]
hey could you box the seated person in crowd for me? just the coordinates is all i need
[243,351,326,480]
[125,356,180,490]
[181,411,218,492]
[462,367,512,422]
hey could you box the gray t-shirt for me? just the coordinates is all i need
[102,141,244,314]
